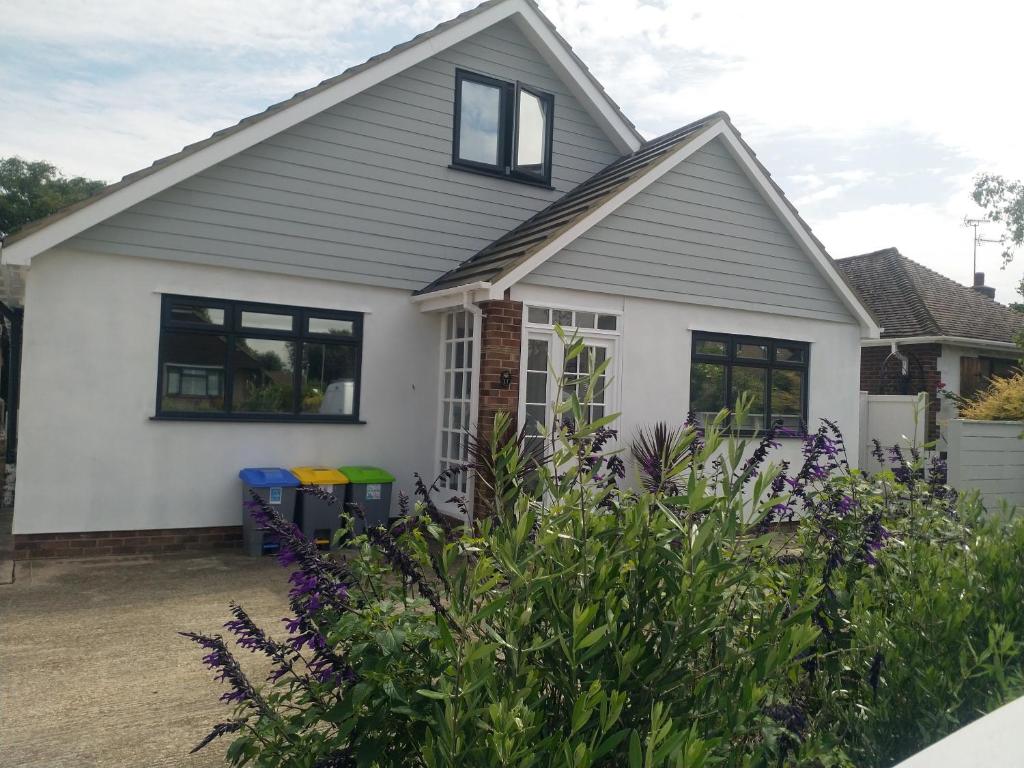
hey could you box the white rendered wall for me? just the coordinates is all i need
[15,248,441,534]
[510,283,864,475]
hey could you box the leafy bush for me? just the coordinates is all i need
[961,370,1024,420]
[183,342,1024,767]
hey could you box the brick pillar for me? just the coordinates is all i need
[473,299,523,513]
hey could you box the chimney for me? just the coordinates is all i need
[973,272,996,299]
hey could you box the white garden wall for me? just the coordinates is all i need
[947,419,1024,510]
[14,248,442,535]
[858,393,928,473]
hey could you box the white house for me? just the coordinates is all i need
[0,0,879,556]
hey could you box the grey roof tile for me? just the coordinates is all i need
[835,248,1024,343]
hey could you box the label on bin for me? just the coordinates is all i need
[365,483,382,501]
[269,487,283,505]
[319,484,334,493]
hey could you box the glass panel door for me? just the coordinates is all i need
[562,340,611,425]
[520,330,615,446]
[439,310,474,493]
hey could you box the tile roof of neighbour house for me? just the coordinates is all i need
[835,247,1024,343]
[418,112,724,294]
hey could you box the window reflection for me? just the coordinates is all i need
[516,88,549,173]
[458,79,502,166]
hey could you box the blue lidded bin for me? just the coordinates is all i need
[239,468,300,557]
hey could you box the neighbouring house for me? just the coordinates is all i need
[0,0,878,557]
[836,248,1024,446]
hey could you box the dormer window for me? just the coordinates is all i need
[452,69,554,186]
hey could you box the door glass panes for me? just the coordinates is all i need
[525,337,550,452]
[301,343,357,416]
[233,338,294,413]
[731,366,767,432]
[515,88,549,173]
[552,309,573,327]
[439,310,474,493]
[563,344,608,424]
[527,306,549,324]
[458,79,502,166]
[771,369,804,431]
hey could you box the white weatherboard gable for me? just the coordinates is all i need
[485,119,880,337]
[0,0,640,267]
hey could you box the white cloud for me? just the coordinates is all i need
[811,186,1024,304]
[2,0,1023,303]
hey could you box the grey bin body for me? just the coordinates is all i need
[299,493,345,549]
[238,468,300,558]
[291,468,349,550]
[339,467,396,534]
[347,483,393,533]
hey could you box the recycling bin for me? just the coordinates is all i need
[291,466,350,549]
[238,467,300,557]
[338,466,396,533]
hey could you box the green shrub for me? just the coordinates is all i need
[961,370,1024,420]
[184,340,1024,767]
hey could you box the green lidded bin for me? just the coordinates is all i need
[339,466,396,533]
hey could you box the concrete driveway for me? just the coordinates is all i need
[0,553,292,767]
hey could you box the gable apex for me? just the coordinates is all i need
[1,0,642,266]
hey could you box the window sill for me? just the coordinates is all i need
[447,163,555,190]
[150,415,366,425]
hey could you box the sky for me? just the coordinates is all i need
[2,0,1022,301]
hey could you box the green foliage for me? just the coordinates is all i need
[961,370,1024,420]
[196,339,1024,767]
[973,173,1024,267]
[0,157,105,235]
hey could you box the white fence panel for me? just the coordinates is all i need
[859,393,928,473]
[947,419,1024,510]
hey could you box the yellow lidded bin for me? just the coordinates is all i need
[290,467,350,549]
[290,466,349,489]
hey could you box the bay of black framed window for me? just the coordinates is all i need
[452,68,554,186]
[156,295,363,422]
[690,331,809,434]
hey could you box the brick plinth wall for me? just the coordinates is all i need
[474,299,523,513]
[860,343,941,441]
[14,525,242,559]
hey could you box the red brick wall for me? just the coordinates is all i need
[14,525,242,559]
[860,343,941,441]
[474,299,523,512]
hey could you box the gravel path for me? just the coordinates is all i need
[0,552,292,767]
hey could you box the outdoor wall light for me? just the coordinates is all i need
[500,370,514,388]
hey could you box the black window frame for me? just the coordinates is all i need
[452,68,555,187]
[155,294,364,423]
[689,331,810,435]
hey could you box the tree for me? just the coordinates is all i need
[973,174,1024,267]
[0,157,105,237]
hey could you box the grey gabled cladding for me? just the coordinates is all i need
[65,20,622,291]
[522,138,855,323]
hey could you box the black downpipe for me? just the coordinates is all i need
[0,302,23,464]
